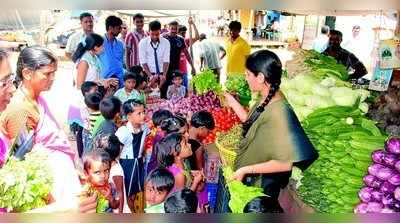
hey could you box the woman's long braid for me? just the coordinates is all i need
[242,83,280,137]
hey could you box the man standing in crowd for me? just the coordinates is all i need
[126,13,147,71]
[65,12,94,59]
[197,33,226,82]
[323,29,367,80]
[312,25,330,53]
[99,15,125,88]
[139,20,170,93]
[178,17,199,88]
[342,25,372,67]
[161,21,196,99]
[225,21,251,76]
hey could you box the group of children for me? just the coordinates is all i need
[69,65,284,213]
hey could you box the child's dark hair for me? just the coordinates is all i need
[122,99,144,116]
[92,133,122,161]
[160,116,187,134]
[152,109,173,127]
[84,92,102,111]
[83,150,111,173]
[72,33,104,63]
[164,188,198,213]
[172,71,183,80]
[243,196,284,213]
[242,50,282,137]
[123,73,137,82]
[134,73,147,89]
[156,132,183,168]
[100,96,121,120]
[129,65,143,75]
[169,21,179,26]
[146,168,175,194]
[81,81,98,96]
[190,110,215,130]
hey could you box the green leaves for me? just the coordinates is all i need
[0,150,52,212]
[191,69,222,94]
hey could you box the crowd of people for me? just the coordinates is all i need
[1,11,375,214]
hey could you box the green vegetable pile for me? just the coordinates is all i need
[303,50,349,81]
[222,167,265,213]
[225,75,252,106]
[0,150,52,212]
[191,69,222,94]
[281,74,370,121]
[298,105,387,213]
[216,125,243,150]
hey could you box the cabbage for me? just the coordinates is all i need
[293,75,318,94]
[295,106,314,121]
[312,84,331,97]
[320,77,336,87]
[359,102,369,113]
[330,87,359,106]
[305,95,334,109]
[285,89,305,106]
[356,89,370,102]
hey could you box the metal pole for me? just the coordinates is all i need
[188,10,194,61]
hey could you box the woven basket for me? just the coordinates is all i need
[215,139,237,167]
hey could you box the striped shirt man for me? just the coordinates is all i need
[125,30,147,69]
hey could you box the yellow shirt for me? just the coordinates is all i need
[225,36,251,75]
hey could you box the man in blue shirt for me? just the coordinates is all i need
[99,15,125,88]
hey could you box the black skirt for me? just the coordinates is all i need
[120,157,144,197]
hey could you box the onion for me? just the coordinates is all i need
[380,181,396,194]
[371,150,386,164]
[388,174,400,186]
[395,160,400,173]
[385,137,400,154]
[383,153,398,167]
[354,203,369,213]
[368,164,386,177]
[371,190,384,202]
[394,187,400,201]
[382,194,396,208]
[367,202,384,213]
[376,167,396,181]
[359,187,374,203]
[363,175,383,189]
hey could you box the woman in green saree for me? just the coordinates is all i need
[224,50,318,206]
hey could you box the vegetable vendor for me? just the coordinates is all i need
[323,30,367,80]
[224,50,318,209]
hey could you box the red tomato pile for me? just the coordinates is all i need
[203,107,241,145]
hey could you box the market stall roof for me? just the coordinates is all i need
[0,10,41,31]
[116,10,193,18]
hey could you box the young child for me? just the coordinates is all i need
[134,73,148,105]
[92,96,122,138]
[188,110,215,171]
[82,150,120,213]
[68,81,99,158]
[144,168,175,213]
[115,99,150,213]
[167,71,187,100]
[92,133,131,213]
[114,73,139,104]
[156,133,204,192]
[164,188,198,213]
[147,109,173,175]
[243,196,284,213]
[160,115,189,135]
[82,92,103,153]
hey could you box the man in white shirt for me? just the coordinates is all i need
[139,20,170,89]
[312,25,330,53]
[65,12,94,60]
